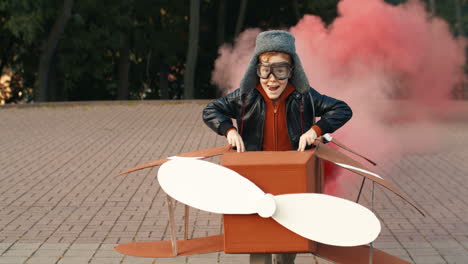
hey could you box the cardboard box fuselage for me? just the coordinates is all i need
[221,151,323,253]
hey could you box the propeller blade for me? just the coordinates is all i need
[271,193,381,247]
[314,142,425,216]
[158,159,265,214]
[115,145,231,176]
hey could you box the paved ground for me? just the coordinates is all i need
[0,101,467,264]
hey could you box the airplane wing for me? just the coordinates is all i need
[116,145,231,176]
[314,141,425,216]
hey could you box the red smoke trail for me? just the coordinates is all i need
[211,0,466,196]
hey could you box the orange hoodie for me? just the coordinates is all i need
[256,83,322,151]
[256,83,295,151]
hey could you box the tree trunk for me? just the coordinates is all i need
[429,0,436,16]
[117,34,130,100]
[160,63,169,99]
[217,0,226,46]
[48,54,57,101]
[37,0,74,102]
[183,0,200,99]
[234,0,248,37]
[291,0,301,23]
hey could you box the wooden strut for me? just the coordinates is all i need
[356,177,366,203]
[166,197,191,256]
[185,205,190,240]
[166,196,178,256]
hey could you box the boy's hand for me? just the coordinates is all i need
[227,129,246,152]
[297,128,317,152]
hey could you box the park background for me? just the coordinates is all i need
[0,0,467,104]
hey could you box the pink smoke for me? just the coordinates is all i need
[211,28,261,94]
[211,0,466,196]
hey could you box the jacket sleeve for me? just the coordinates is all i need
[308,87,353,134]
[202,89,242,136]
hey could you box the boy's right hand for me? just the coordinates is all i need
[226,129,245,152]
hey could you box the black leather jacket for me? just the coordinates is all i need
[202,87,352,151]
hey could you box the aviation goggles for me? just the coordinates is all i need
[256,62,293,80]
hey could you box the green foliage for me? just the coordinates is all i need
[0,0,62,44]
[385,0,468,37]
[0,0,466,103]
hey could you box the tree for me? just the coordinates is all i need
[217,0,226,46]
[234,0,248,38]
[37,0,74,102]
[183,0,200,99]
[429,0,436,16]
[117,34,130,100]
[0,0,65,102]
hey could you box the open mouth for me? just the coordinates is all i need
[267,85,280,91]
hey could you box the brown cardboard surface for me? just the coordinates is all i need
[221,151,322,253]
[316,243,411,264]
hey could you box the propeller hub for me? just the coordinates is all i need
[256,194,276,218]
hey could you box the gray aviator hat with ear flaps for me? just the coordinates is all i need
[239,30,310,95]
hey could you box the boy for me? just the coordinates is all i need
[202,30,352,264]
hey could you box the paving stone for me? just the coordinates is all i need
[0,243,13,251]
[57,256,91,264]
[444,255,468,264]
[412,255,447,264]
[63,249,95,257]
[10,243,42,250]
[89,257,123,264]
[39,244,70,250]
[2,249,36,257]
[68,243,100,251]
[98,244,119,250]
[33,249,66,257]
[296,254,327,264]
[25,256,61,264]
[218,254,249,264]
[122,256,156,264]
[0,256,28,264]
[94,249,122,258]
[155,256,188,264]
[407,247,441,256]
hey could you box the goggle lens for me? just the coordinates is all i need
[257,62,292,80]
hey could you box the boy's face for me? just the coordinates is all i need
[258,54,291,101]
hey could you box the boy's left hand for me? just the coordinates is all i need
[297,128,317,151]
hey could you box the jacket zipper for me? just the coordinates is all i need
[274,102,278,151]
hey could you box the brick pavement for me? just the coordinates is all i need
[0,101,467,264]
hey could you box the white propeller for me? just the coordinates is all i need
[158,159,381,247]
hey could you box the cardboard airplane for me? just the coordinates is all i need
[113,134,424,264]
